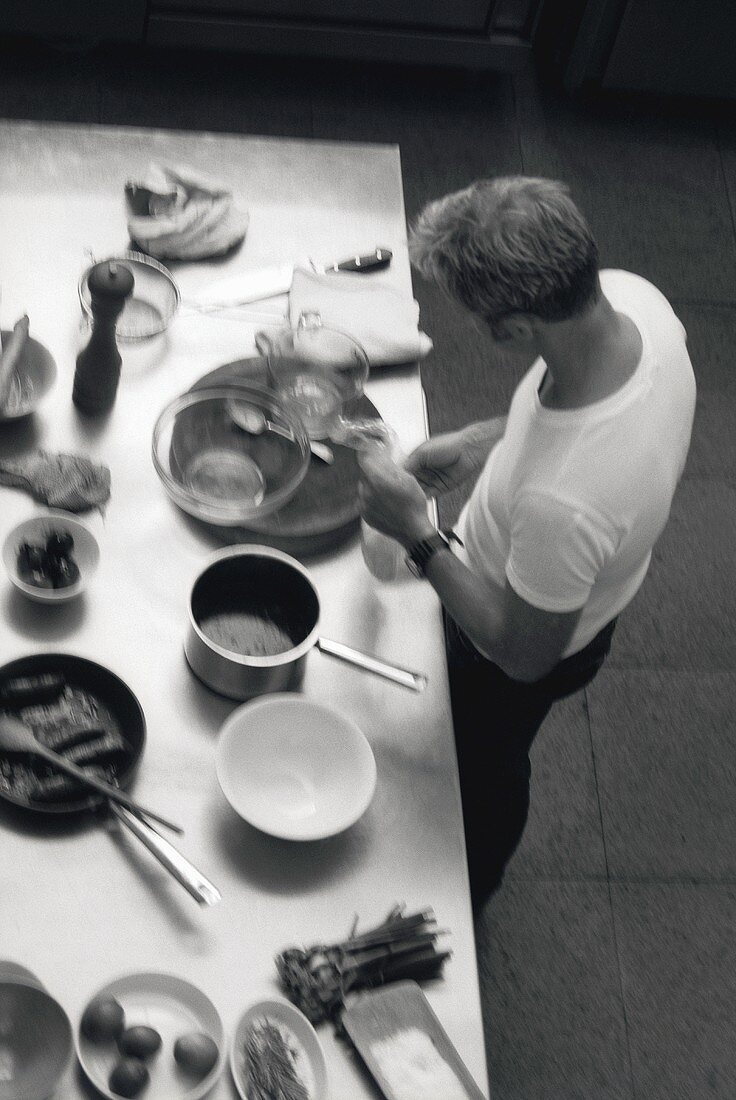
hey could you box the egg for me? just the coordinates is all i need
[80,996,125,1043]
[173,1031,220,1076]
[109,1057,150,1098]
[119,1025,162,1060]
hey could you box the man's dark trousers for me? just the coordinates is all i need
[445,615,617,912]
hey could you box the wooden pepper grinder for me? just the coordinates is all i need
[73,260,134,415]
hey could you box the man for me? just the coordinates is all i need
[358,177,696,912]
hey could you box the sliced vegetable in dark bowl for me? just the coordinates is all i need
[0,653,145,815]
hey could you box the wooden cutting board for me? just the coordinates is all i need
[189,357,383,556]
[341,981,487,1100]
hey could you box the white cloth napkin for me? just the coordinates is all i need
[125,163,249,261]
[288,266,433,367]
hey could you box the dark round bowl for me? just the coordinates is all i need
[0,654,146,815]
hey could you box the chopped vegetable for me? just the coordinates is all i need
[0,673,65,704]
[16,529,80,590]
[243,1018,309,1100]
[275,904,451,1024]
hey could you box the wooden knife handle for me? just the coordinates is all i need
[330,248,393,273]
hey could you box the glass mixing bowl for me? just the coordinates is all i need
[152,384,311,526]
[259,315,370,439]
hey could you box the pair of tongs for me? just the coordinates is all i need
[110,802,221,907]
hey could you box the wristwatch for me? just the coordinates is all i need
[405,530,454,578]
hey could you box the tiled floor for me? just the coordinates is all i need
[2,35,734,1099]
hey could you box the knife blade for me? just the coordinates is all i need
[191,247,392,309]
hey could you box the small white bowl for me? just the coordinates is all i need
[2,512,100,603]
[216,694,376,840]
[231,999,327,1100]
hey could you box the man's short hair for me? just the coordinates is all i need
[409,177,600,324]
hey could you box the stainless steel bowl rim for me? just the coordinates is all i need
[188,544,321,667]
[151,384,311,522]
[78,250,181,305]
[78,250,181,340]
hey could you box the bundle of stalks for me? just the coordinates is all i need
[275,904,451,1025]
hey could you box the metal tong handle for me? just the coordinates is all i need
[110,803,221,907]
[316,637,427,692]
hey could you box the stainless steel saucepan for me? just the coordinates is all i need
[184,545,427,699]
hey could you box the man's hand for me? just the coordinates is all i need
[357,449,435,548]
[404,417,507,497]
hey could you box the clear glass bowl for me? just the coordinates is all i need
[78,251,180,340]
[152,384,311,526]
[260,316,370,439]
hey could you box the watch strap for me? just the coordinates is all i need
[405,530,453,577]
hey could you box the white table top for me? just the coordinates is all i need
[0,120,489,1099]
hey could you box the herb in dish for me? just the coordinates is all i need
[243,1018,310,1100]
[275,904,451,1025]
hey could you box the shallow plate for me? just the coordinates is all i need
[2,511,100,603]
[0,653,145,816]
[0,330,57,421]
[76,972,226,1100]
[216,694,376,840]
[231,999,327,1100]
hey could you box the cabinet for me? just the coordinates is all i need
[156,1,491,33]
[0,0,542,70]
[602,0,736,98]
[0,0,146,42]
[561,0,736,98]
[146,0,542,69]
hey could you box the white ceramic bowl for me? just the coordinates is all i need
[75,971,226,1100]
[230,999,327,1100]
[2,512,100,603]
[0,964,72,1100]
[216,694,376,840]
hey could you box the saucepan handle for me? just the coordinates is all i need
[316,636,427,692]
